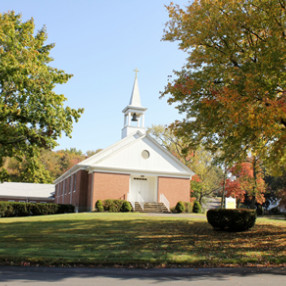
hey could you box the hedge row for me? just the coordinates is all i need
[95,199,132,212]
[0,201,75,217]
[207,208,256,232]
[172,201,202,213]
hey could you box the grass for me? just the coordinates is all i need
[0,212,285,268]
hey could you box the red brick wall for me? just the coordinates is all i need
[90,172,130,210]
[158,177,190,208]
[55,170,89,211]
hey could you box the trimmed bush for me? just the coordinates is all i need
[193,201,202,213]
[95,200,104,212]
[0,201,74,217]
[184,202,193,213]
[268,206,281,215]
[207,208,256,232]
[102,199,133,212]
[120,201,132,212]
[103,199,121,212]
[175,201,185,213]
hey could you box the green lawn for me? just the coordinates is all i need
[0,212,285,267]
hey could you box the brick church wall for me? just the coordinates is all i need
[55,170,90,212]
[158,176,190,208]
[89,172,130,210]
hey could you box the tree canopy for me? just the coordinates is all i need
[162,0,286,174]
[0,11,83,165]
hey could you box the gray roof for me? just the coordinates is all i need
[0,182,55,200]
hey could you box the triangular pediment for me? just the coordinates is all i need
[79,132,193,177]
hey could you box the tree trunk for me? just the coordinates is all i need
[251,157,258,209]
[221,166,227,209]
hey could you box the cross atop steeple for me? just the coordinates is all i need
[134,68,139,78]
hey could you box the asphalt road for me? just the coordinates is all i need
[0,267,285,286]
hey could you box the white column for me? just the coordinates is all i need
[128,112,131,125]
[142,114,145,128]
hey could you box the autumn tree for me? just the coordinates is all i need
[0,148,87,183]
[0,12,83,170]
[162,0,286,174]
[224,157,266,208]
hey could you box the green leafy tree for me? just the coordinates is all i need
[162,0,286,174]
[0,11,83,167]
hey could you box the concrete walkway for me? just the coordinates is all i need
[0,266,285,286]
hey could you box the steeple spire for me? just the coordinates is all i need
[121,70,147,139]
[129,68,141,107]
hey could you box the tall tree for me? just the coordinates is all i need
[0,12,83,167]
[162,0,286,174]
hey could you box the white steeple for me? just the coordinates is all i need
[121,69,147,139]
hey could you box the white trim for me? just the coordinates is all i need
[87,167,191,179]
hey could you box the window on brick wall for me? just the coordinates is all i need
[63,180,65,196]
[73,174,77,192]
[69,175,73,194]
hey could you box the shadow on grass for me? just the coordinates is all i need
[0,214,285,269]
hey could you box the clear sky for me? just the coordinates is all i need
[2,0,189,153]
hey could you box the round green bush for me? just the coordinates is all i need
[175,201,185,213]
[207,208,256,232]
[192,201,202,213]
[95,200,104,212]
[120,201,132,212]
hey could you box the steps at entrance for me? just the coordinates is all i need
[135,202,169,213]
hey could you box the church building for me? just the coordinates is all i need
[54,72,193,212]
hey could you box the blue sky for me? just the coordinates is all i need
[2,0,189,153]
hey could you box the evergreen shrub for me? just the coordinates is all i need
[207,208,256,232]
[193,201,202,213]
[95,200,104,212]
[102,199,133,212]
[184,202,193,213]
[120,201,132,212]
[0,201,74,217]
[175,201,185,213]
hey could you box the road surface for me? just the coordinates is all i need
[0,266,285,285]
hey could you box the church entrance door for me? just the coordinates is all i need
[130,176,157,203]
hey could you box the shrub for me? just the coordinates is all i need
[57,204,75,214]
[13,202,29,216]
[207,208,256,232]
[95,200,104,212]
[193,201,202,213]
[184,202,193,213]
[0,201,74,217]
[102,199,133,212]
[171,206,177,213]
[103,199,120,212]
[120,201,132,212]
[268,206,281,215]
[175,201,185,213]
